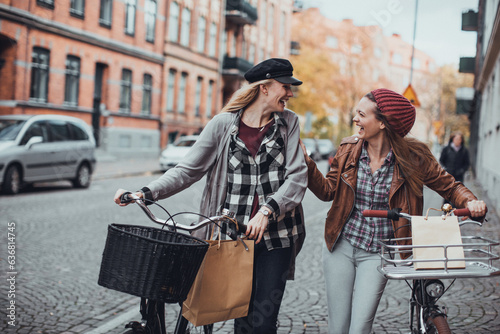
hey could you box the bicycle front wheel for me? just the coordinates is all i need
[429,315,451,334]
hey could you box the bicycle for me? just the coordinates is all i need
[98,192,248,334]
[362,205,500,334]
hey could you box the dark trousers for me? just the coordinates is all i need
[234,241,293,334]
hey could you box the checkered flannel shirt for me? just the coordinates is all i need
[224,113,304,250]
[342,143,395,253]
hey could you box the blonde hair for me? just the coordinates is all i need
[221,79,273,113]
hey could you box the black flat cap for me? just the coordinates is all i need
[244,58,302,86]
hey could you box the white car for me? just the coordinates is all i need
[159,135,199,171]
[0,114,96,194]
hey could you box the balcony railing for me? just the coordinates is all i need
[459,57,475,73]
[462,10,478,31]
[222,55,254,76]
[226,0,258,25]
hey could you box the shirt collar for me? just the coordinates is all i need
[360,142,395,166]
[232,109,286,135]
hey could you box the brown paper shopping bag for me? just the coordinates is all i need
[182,238,254,326]
[412,215,465,270]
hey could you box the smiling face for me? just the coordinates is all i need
[352,96,385,140]
[263,80,294,112]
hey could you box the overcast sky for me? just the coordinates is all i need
[304,0,479,67]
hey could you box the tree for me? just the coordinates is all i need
[437,65,474,144]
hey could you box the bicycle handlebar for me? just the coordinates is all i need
[120,192,247,239]
[362,207,487,221]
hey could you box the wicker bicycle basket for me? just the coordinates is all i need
[98,224,209,303]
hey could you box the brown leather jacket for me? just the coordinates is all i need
[307,136,478,257]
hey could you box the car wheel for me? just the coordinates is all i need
[72,163,91,188]
[2,165,22,195]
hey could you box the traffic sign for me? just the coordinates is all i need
[403,84,421,107]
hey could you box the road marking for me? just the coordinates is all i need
[84,306,140,334]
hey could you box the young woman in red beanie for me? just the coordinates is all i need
[301,88,487,334]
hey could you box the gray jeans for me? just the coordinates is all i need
[323,238,387,334]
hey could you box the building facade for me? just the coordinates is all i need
[291,8,438,143]
[464,0,500,209]
[0,0,295,157]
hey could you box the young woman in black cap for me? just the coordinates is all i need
[301,88,486,334]
[115,58,307,333]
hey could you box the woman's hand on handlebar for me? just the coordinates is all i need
[466,200,487,218]
[114,188,143,206]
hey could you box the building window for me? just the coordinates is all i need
[392,53,402,64]
[268,4,274,32]
[178,72,188,114]
[169,2,180,43]
[197,16,206,53]
[280,11,285,38]
[125,0,136,36]
[326,36,338,49]
[249,44,255,63]
[351,44,362,54]
[99,0,112,27]
[206,80,214,118]
[30,47,50,103]
[70,0,85,18]
[413,57,421,69]
[231,31,238,57]
[208,22,217,57]
[64,56,80,106]
[261,0,266,29]
[119,69,132,113]
[180,8,191,47]
[145,0,157,42]
[141,74,153,115]
[37,0,54,9]
[195,77,202,117]
[167,69,176,112]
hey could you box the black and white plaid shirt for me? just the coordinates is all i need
[224,113,304,250]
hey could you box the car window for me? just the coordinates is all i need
[48,120,71,142]
[68,122,89,140]
[20,122,49,145]
[176,139,197,147]
[0,119,26,141]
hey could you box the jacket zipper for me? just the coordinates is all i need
[330,175,356,252]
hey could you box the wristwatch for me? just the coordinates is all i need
[258,207,270,216]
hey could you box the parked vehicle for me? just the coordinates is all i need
[302,138,321,161]
[317,139,336,160]
[159,135,199,171]
[0,114,96,194]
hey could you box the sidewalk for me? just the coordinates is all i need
[92,150,162,180]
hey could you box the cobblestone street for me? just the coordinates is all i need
[1,158,499,334]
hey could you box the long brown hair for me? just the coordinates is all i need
[221,79,273,113]
[366,93,434,196]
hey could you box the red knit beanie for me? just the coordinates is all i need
[371,88,416,137]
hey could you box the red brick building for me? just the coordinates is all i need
[0,0,295,156]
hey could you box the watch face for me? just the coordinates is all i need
[260,208,269,216]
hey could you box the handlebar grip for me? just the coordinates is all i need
[454,207,488,217]
[453,208,470,216]
[120,191,133,204]
[237,222,247,234]
[362,210,388,218]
